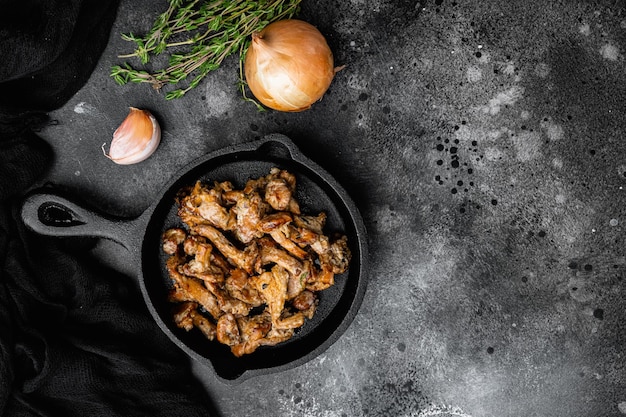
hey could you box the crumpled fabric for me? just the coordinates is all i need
[0,1,215,415]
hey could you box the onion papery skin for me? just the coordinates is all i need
[244,19,336,112]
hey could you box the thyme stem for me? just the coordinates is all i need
[111,0,301,100]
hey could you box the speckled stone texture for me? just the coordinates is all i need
[38,0,625,416]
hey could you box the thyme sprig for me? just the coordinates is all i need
[110,0,301,100]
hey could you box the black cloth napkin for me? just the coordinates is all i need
[0,1,215,415]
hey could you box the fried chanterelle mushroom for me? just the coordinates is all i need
[161,168,351,356]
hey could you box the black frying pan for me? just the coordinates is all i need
[20,133,368,384]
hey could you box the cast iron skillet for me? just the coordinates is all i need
[20,133,368,384]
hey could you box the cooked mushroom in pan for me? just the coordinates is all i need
[161,168,351,356]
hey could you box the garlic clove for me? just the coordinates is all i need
[103,107,161,165]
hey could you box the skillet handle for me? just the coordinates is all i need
[257,133,304,161]
[20,190,141,252]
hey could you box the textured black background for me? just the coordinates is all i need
[2,0,626,416]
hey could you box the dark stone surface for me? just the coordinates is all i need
[34,0,626,415]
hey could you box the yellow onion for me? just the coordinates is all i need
[103,107,161,165]
[244,19,339,112]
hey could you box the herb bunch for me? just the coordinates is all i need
[111,0,301,100]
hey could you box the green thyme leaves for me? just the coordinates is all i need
[110,0,301,100]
